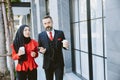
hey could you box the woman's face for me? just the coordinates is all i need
[23,27,30,38]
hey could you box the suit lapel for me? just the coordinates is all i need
[43,30,59,46]
[43,31,49,44]
[53,30,58,42]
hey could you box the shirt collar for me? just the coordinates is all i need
[46,29,54,33]
[46,29,55,37]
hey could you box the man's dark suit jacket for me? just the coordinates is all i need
[38,30,65,69]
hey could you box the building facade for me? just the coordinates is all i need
[15,0,120,80]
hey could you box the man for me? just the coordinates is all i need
[38,15,69,80]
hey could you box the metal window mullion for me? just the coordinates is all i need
[86,0,93,80]
[101,0,106,80]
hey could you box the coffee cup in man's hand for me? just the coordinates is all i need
[62,40,69,49]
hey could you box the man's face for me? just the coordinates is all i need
[42,18,53,31]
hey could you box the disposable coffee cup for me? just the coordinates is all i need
[19,47,25,55]
[62,40,69,49]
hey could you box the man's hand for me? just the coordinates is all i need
[62,40,69,49]
[39,47,46,54]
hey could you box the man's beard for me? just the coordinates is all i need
[45,26,52,31]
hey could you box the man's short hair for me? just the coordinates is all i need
[43,15,52,20]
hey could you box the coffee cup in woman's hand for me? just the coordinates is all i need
[18,47,25,56]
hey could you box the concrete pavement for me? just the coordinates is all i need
[35,54,81,80]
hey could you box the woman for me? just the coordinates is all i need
[11,24,38,80]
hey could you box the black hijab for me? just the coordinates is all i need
[13,24,31,64]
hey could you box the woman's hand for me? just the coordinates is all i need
[31,51,36,57]
[18,49,25,56]
[18,47,25,56]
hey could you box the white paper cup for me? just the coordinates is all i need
[19,47,25,55]
[62,40,69,49]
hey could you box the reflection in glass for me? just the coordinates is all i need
[81,53,89,80]
[71,0,79,22]
[91,19,103,56]
[93,56,105,80]
[79,0,87,21]
[80,22,88,52]
[90,0,102,19]
[73,23,80,49]
[74,50,81,74]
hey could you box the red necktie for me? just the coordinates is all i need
[49,31,53,41]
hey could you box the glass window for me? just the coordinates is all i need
[73,23,80,50]
[104,24,107,57]
[81,53,89,80]
[79,0,87,21]
[70,0,106,80]
[71,0,79,22]
[90,0,103,19]
[93,56,105,80]
[80,22,88,52]
[74,50,81,74]
[91,19,103,56]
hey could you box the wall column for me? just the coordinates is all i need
[49,0,72,73]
